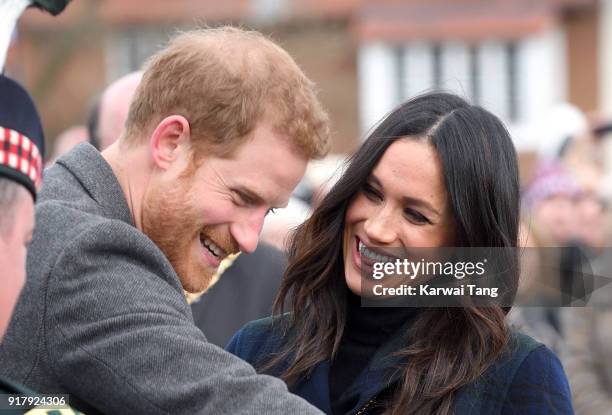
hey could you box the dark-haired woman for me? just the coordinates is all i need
[226,92,573,414]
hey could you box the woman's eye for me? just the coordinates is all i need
[362,183,382,201]
[404,208,430,224]
[266,208,277,216]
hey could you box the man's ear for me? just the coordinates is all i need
[149,115,191,170]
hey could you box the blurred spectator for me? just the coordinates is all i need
[1,0,82,411]
[0,176,33,339]
[0,73,67,411]
[509,221,566,353]
[512,161,584,352]
[523,161,581,248]
[570,166,608,252]
[561,264,612,415]
[46,125,88,166]
[560,153,612,415]
[0,81,41,339]
[88,71,142,150]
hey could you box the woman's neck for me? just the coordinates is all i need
[343,288,420,345]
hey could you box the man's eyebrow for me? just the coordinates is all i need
[234,186,266,205]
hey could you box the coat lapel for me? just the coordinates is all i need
[292,361,333,414]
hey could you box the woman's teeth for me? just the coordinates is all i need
[201,236,225,258]
[358,240,396,263]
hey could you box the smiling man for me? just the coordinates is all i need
[0,27,328,414]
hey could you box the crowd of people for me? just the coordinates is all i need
[513,106,612,415]
[2,3,612,415]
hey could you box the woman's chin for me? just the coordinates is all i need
[344,272,363,296]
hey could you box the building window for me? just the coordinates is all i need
[395,45,406,106]
[432,43,442,89]
[106,28,170,82]
[469,45,480,106]
[388,40,520,122]
[506,42,518,121]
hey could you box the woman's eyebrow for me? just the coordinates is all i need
[401,196,440,217]
[369,174,382,188]
[370,173,440,217]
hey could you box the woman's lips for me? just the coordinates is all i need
[353,235,377,276]
[352,235,361,270]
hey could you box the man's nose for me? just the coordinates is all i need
[230,210,266,254]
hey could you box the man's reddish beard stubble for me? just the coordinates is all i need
[142,173,238,293]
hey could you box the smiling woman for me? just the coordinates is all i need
[226,92,574,415]
[342,138,455,296]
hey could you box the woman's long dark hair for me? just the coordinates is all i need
[264,92,520,414]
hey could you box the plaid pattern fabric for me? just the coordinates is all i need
[0,125,42,189]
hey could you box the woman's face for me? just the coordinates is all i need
[343,139,456,296]
[531,194,577,246]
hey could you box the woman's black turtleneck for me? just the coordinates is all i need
[329,288,420,415]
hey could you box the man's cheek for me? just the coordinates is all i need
[200,200,241,224]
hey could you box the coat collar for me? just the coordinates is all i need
[54,142,133,226]
[337,319,411,413]
[291,319,412,415]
